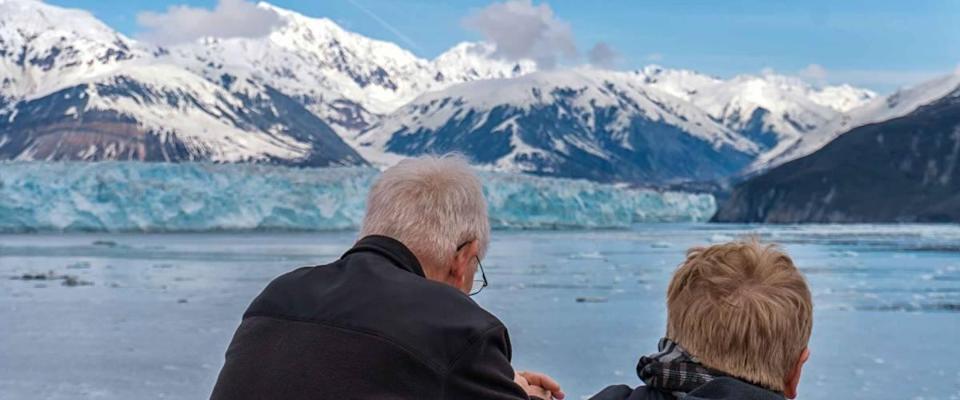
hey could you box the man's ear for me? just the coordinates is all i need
[448,241,478,291]
[783,347,810,399]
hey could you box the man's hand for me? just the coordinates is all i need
[514,371,565,400]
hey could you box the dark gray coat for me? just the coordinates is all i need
[210,235,530,400]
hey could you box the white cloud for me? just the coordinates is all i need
[799,63,829,84]
[136,0,281,45]
[588,42,619,68]
[462,0,578,69]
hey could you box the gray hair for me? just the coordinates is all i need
[360,155,490,271]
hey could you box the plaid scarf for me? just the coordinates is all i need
[636,338,727,397]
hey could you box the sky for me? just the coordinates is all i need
[47,0,960,93]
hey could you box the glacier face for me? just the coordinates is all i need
[482,172,717,228]
[0,162,715,232]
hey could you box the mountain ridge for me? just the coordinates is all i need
[355,68,758,183]
[713,86,960,223]
[752,70,960,171]
[1,0,920,185]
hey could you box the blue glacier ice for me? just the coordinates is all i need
[0,162,716,232]
[481,172,716,228]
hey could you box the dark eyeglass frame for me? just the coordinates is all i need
[457,241,487,296]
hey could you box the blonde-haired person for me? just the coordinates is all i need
[212,155,563,400]
[590,239,813,400]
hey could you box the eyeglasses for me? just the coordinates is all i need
[457,241,488,296]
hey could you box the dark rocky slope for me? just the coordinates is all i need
[713,90,960,223]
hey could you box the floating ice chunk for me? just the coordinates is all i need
[569,251,605,260]
[839,250,859,257]
[709,233,735,243]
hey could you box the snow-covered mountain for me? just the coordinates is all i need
[0,64,364,165]
[1,0,899,184]
[356,65,881,183]
[165,3,536,134]
[0,0,534,165]
[716,80,960,223]
[356,69,758,183]
[635,66,876,154]
[754,71,960,170]
[0,0,365,165]
[0,0,155,102]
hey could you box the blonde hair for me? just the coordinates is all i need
[666,239,813,392]
[360,154,490,272]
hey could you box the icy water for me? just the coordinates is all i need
[2,224,960,400]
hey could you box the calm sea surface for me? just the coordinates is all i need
[2,224,959,399]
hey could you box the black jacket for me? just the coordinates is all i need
[210,235,530,400]
[589,377,785,400]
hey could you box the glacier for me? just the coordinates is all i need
[0,162,716,232]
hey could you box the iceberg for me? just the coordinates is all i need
[0,162,716,232]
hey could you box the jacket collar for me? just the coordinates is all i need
[685,377,785,399]
[342,235,426,278]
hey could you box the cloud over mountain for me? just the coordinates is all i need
[462,0,577,69]
[588,42,619,68]
[137,0,282,45]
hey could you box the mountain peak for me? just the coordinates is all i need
[0,0,116,36]
[0,0,151,102]
[258,2,423,68]
[432,42,536,84]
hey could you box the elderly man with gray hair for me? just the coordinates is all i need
[211,155,563,400]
